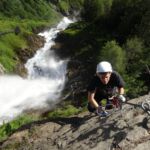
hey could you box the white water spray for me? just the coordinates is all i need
[0,17,74,125]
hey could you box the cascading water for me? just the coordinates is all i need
[0,17,74,125]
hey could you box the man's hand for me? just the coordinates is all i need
[118,94,126,102]
[96,106,109,117]
[96,106,102,115]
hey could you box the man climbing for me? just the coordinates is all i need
[87,61,126,117]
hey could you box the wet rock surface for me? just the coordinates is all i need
[0,94,150,150]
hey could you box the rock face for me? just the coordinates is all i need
[16,34,45,64]
[0,94,150,150]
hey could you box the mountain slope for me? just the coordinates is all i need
[0,94,150,150]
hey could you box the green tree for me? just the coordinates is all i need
[124,37,145,75]
[98,40,126,74]
[138,10,150,46]
[124,75,148,98]
[82,0,113,22]
[123,37,149,97]
[0,0,59,20]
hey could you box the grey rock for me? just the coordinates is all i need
[0,94,150,150]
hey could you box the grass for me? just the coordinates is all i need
[0,33,27,72]
[47,104,82,118]
[0,104,85,142]
[0,55,16,72]
[0,18,60,72]
[0,114,38,141]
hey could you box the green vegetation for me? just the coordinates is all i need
[47,105,82,118]
[0,114,38,141]
[98,40,126,74]
[58,0,70,14]
[0,0,59,20]
[82,0,113,22]
[56,0,84,15]
[0,0,62,72]
[60,0,150,98]
[0,19,59,72]
[0,0,150,141]
[0,105,82,142]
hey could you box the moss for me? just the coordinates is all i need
[47,105,81,118]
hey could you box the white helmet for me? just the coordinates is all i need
[96,61,112,73]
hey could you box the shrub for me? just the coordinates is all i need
[98,40,126,74]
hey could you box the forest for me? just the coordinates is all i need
[80,0,150,98]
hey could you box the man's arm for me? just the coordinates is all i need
[118,87,126,102]
[118,87,125,95]
[88,91,99,109]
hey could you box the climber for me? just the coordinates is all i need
[87,61,126,117]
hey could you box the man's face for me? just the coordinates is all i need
[97,72,112,84]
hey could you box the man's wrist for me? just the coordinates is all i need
[119,93,124,96]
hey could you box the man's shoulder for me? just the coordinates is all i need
[111,71,120,77]
[111,71,125,86]
[111,71,123,81]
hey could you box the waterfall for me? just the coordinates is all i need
[0,17,74,125]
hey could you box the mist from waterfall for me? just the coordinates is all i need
[0,17,74,125]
